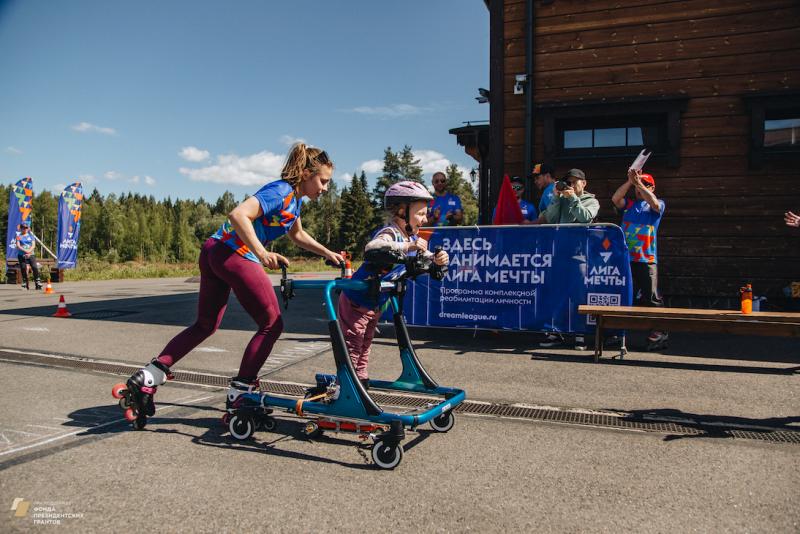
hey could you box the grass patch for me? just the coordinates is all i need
[61,257,353,282]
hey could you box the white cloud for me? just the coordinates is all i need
[279,135,306,147]
[72,122,117,135]
[129,175,140,184]
[6,146,22,155]
[413,150,452,175]
[144,175,156,186]
[179,146,210,162]
[77,174,97,184]
[52,183,66,192]
[180,150,285,186]
[360,159,383,174]
[343,103,431,119]
[104,170,122,181]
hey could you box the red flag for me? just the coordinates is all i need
[492,174,524,225]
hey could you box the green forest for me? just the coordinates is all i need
[1,146,477,269]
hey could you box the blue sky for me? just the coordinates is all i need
[0,0,489,201]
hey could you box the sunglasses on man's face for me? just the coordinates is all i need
[511,184,524,191]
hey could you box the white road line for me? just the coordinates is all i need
[25,424,63,431]
[0,393,216,458]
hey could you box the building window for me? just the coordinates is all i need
[745,92,800,168]
[539,98,686,166]
[764,116,799,148]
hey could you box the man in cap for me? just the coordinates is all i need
[532,163,556,214]
[612,168,667,350]
[534,168,599,225]
[15,222,42,290]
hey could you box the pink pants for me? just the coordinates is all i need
[155,238,283,380]
[337,294,380,380]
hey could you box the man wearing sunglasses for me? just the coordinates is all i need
[534,168,599,225]
[427,171,463,227]
[532,163,557,214]
[492,176,538,223]
[612,168,667,350]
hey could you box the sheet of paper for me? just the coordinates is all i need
[629,149,651,171]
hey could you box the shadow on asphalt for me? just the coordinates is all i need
[65,403,433,470]
[616,407,800,442]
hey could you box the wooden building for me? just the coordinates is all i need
[454,0,800,306]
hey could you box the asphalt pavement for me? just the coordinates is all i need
[0,277,797,533]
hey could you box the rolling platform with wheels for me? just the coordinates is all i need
[225,253,466,470]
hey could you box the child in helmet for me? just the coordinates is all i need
[338,181,449,390]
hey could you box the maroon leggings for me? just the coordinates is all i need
[155,238,283,380]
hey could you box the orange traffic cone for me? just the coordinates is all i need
[53,295,72,317]
[43,281,54,294]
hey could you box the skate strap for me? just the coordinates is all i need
[141,386,156,394]
[294,393,327,417]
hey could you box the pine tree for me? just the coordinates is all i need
[340,172,374,258]
[398,145,423,183]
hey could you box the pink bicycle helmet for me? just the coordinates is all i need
[384,180,433,208]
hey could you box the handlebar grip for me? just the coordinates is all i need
[325,259,345,268]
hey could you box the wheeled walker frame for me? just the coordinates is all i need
[225,259,466,469]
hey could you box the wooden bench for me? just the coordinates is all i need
[5,258,63,285]
[578,305,800,363]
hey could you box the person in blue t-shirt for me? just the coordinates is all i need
[491,175,538,223]
[532,163,556,214]
[612,168,667,350]
[118,143,344,424]
[427,171,463,227]
[15,223,42,290]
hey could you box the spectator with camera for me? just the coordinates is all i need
[533,168,599,224]
[427,171,463,227]
[612,168,667,350]
[532,163,557,214]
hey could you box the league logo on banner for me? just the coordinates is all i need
[5,177,33,262]
[403,224,633,334]
[56,182,83,269]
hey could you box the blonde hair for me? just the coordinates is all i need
[280,143,333,188]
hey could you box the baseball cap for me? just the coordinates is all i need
[20,222,29,228]
[510,175,524,184]
[564,168,586,181]
[640,173,655,187]
[532,163,554,176]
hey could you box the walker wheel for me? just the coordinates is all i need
[124,407,137,422]
[371,439,403,470]
[259,417,277,432]
[111,383,127,399]
[221,413,231,426]
[429,411,455,433]
[228,414,255,440]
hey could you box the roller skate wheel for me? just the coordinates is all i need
[371,439,403,470]
[132,415,147,431]
[111,383,127,399]
[429,411,455,433]
[119,397,131,410]
[228,414,255,440]
[124,408,137,422]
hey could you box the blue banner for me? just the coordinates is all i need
[403,224,633,333]
[5,177,33,262]
[56,182,83,269]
